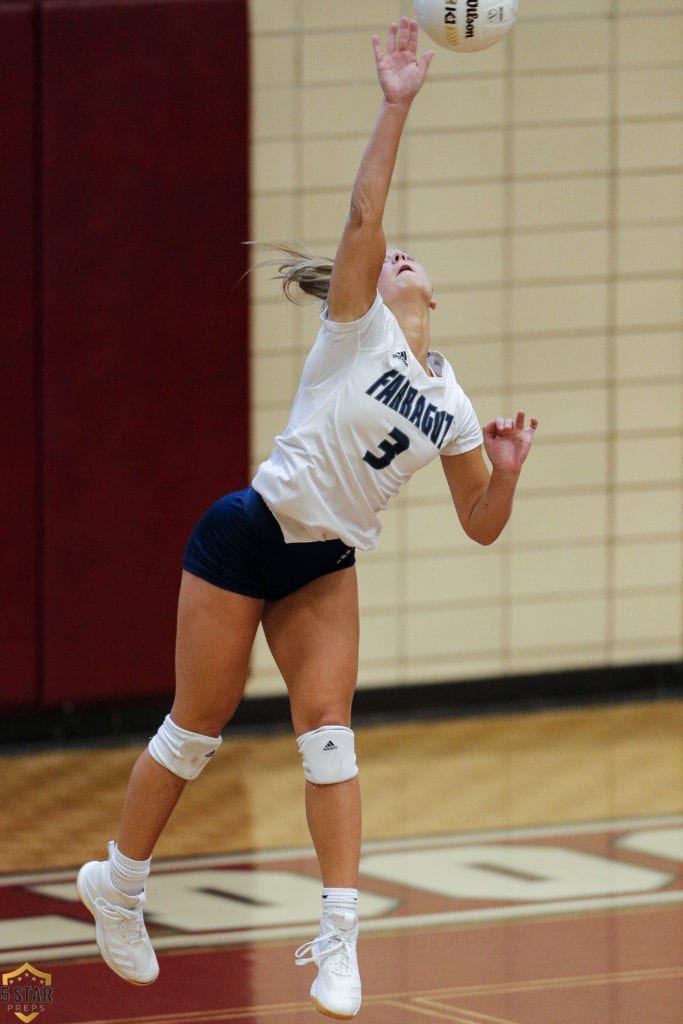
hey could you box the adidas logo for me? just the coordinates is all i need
[392,348,408,367]
[204,750,217,758]
[336,548,353,565]
[323,740,338,752]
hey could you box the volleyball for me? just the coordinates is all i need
[414,0,519,53]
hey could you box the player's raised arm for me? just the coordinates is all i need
[326,18,434,323]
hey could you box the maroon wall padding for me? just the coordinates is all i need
[40,0,249,705]
[0,2,39,706]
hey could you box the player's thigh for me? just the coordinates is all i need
[261,566,359,736]
[172,569,265,735]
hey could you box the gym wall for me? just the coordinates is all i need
[247,0,683,697]
[1,0,249,709]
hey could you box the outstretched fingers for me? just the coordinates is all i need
[374,17,429,60]
[491,411,539,435]
[514,410,539,432]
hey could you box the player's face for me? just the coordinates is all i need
[378,249,436,310]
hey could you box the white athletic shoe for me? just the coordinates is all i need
[77,847,159,985]
[295,911,361,1019]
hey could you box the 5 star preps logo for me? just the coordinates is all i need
[1,964,54,1023]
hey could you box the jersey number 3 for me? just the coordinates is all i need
[363,427,410,470]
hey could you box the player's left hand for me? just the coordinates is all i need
[482,410,539,474]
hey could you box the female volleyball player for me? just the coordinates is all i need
[78,18,538,1019]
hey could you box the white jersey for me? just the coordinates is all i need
[252,293,483,551]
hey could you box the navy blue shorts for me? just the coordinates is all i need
[182,487,356,601]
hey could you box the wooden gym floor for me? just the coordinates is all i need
[2,695,683,1022]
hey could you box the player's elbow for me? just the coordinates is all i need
[465,524,501,547]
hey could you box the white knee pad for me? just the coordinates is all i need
[296,725,358,785]
[148,714,222,780]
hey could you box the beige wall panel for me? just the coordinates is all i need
[403,456,449,502]
[617,14,683,65]
[615,277,683,327]
[398,654,506,683]
[414,78,506,130]
[404,548,505,605]
[250,407,291,467]
[407,182,506,234]
[301,136,370,190]
[302,83,383,138]
[511,229,610,281]
[618,68,683,120]
[618,120,683,170]
[611,640,683,666]
[615,331,683,381]
[614,539,683,590]
[405,604,505,659]
[509,597,609,651]
[419,235,505,288]
[249,0,298,33]
[511,283,609,334]
[430,288,504,341]
[252,140,297,192]
[509,492,608,546]
[514,72,610,125]
[617,173,683,226]
[248,4,683,695]
[616,382,682,433]
[405,129,506,183]
[614,592,682,645]
[301,190,353,245]
[357,558,403,611]
[615,435,683,487]
[252,353,301,407]
[520,1,610,14]
[617,225,683,275]
[510,335,609,386]
[519,439,609,492]
[250,194,299,243]
[508,543,608,596]
[513,125,610,175]
[250,300,303,354]
[404,497,476,555]
[615,487,682,538]
[515,20,610,71]
[512,177,609,229]
[447,339,506,392]
[508,647,611,674]
[251,35,298,87]
[251,87,297,140]
[358,610,402,663]
[300,0,408,31]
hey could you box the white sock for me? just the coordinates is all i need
[321,887,358,917]
[108,840,151,897]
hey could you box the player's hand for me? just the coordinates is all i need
[372,17,435,105]
[482,411,539,475]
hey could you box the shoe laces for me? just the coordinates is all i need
[295,917,357,976]
[95,894,148,950]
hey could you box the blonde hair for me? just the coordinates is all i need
[248,242,334,304]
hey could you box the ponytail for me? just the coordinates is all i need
[247,242,334,304]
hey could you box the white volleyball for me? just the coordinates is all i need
[414,0,519,53]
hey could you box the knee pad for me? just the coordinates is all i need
[296,725,358,785]
[148,714,222,780]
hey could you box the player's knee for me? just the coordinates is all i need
[296,724,358,784]
[148,714,222,780]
